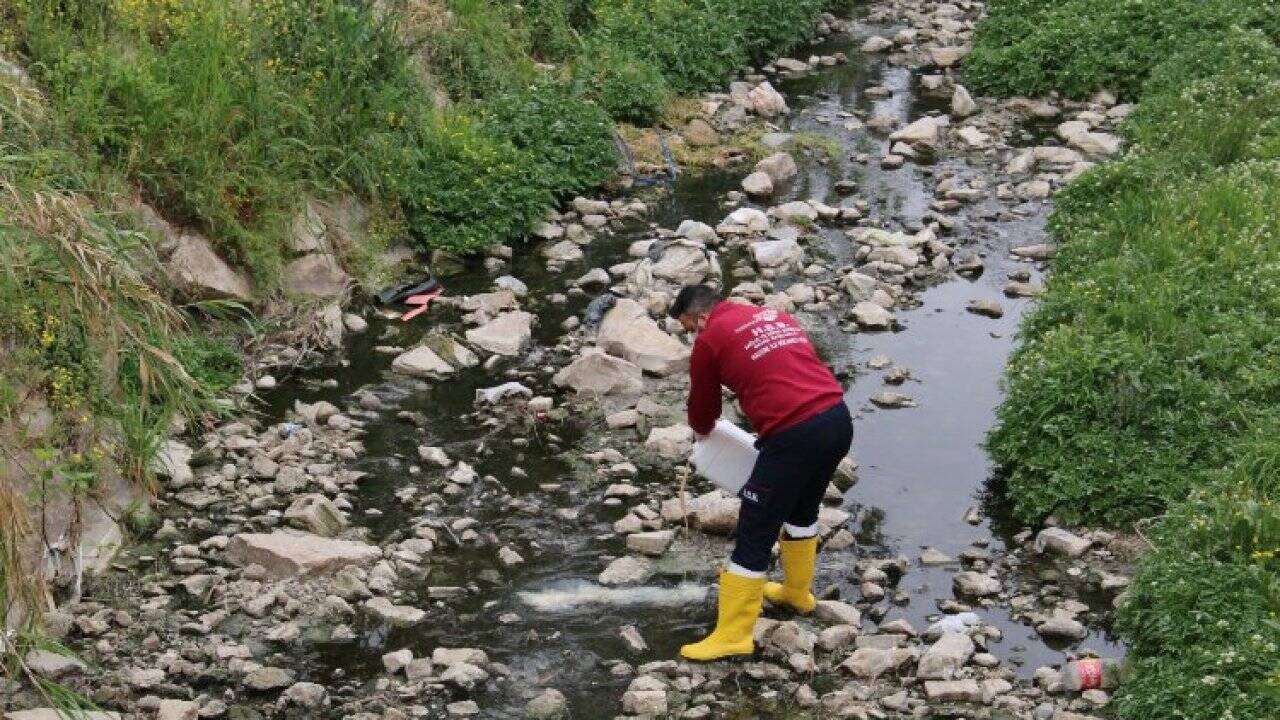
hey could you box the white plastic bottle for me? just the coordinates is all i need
[690,420,759,494]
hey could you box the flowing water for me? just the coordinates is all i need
[251,9,1124,718]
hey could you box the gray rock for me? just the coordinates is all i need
[626,530,675,557]
[814,600,861,626]
[382,649,413,674]
[552,350,644,396]
[853,302,894,330]
[1036,615,1088,639]
[1036,528,1092,557]
[644,424,694,459]
[598,299,689,376]
[226,532,380,578]
[917,632,975,680]
[465,311,534,356]
[440,662,489,690]
[953,571,1001,597]
[244,666,295,691]
[967,299,1005,318]
[952,85,977,117]
[924,679,982,702]
[742,171,775,197]
[364,597,426,626]
[156,699,198,720]
[391,345,456,378]
[839,647,914,679]
[165,235,252,302]
[621,675,668,715]
[23,649,86,679]
[284,254,350,299]
[755,152,799,183]
[282,682,328,708]
[284,495,347,537]
[525,688,568,720]
[599,556,655,586]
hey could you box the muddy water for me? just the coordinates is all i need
[260,14,1123,720]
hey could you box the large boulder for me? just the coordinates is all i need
[284,253,350,299]
[755,152,799,183]
[553,350,644,395]
[750,238,804,269]
[465,311,534,356]
[890,116,946,149]
[597,299,689,376]
[747,82,789,117]
[284,495,348,537]
[226,532,380,578]
[391,345,456,378]
[165,235,252,302]
[916,632,974,680]
[651,241,714,285]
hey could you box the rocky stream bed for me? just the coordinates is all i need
[5,1,1144,719]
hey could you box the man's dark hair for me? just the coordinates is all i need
[669,284,722,319]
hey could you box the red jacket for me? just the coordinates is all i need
[687,302,845,438]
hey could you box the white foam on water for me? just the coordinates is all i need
[517,581,708,612]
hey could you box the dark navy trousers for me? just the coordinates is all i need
[730,402,854,572]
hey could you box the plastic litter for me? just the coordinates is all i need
[278,422,304,439]
[582,291,620,334]
[926,612,982,637]
[400,287,443,322]
[475,382,533,405]
[374,275,441,306]
[1061,658,1127,691]
[691,419,759,494]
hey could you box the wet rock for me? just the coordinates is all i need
[750,238,804,269]
[364,597,426,626]
[771,201,819,225]
[440,662,489,690]
[466,311,534,356]
[719,207,771,234]
[651,241,715,285]
[924,679,982,702]
[553,349,644,396]
[742,171,775,197]
[952,85,977,117]
[165,235,253,302]
[598,299,690,376]
[1004,281,1045,298]
[1036,614,1088,640]
[284,494,347,537]
[917,632,974,680]
[890,116,945,149]
[153,440,195,487]
[391,345,457,378]
[599,556,655,586]
[156,699,199,720]
[382,649,413,674]
[621,675,668,715]
[626,530,675,557]
[870,392,914,409]
[747,82,789,118]
[282,682,328,708]
[645,424,694,459]
[689,490,740,535]
[967,299,1005,318]
[861,36,894,53]
[1011,243,1056,260]
[1036,528,1092,557]
[244,666,295,691]
[814,600,861,626]
[930,45,970,68]
[852,302,894,330]
[226,532,380,578]
[620,625,649,653]
[284,254,350,300]
[447,701,479,717]
[526,688,568,720]
[953,571,1002,598]
[755,152,799,183]
[839,647,914,679]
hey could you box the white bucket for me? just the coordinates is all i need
[690,419,759,494]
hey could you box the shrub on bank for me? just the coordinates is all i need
[965,0,1280,99]
[973,1,1280,717]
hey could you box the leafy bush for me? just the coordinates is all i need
[573,41,670,125]
[398,110,550,254]
[966,0,1280,99]
[480,81,617,196]
[589,0,748,93]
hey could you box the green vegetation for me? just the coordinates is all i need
[972,1,1280,717]
[966,0,1280,99]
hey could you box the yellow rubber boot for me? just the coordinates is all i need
[679,571,766,661]
[763,536,818,613]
